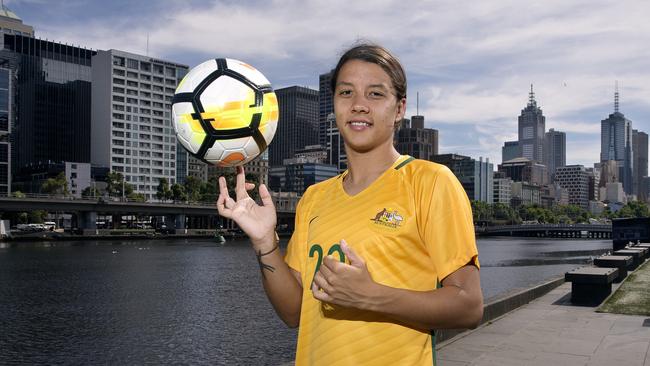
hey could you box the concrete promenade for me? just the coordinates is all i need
[437,282,650,365]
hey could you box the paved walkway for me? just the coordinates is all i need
[437,281,650,365]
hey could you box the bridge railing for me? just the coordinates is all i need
[4,193,219,207]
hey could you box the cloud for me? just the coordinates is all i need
[13,0,650,168]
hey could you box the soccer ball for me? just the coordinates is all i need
[172,58,278,167]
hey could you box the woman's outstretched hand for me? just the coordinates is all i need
[216,166,277,249]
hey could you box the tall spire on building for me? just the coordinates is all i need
[528,84,537,107]
[614,80,620,113]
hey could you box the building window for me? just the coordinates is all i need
[113,56,125,67]
[127,58,139,69]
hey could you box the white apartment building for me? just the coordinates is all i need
[91,49,188,199]
[493,177,513,205]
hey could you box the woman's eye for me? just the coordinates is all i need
[338,90,352,96]
[369,91,385,98]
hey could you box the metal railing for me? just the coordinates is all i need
[4,193,218,207]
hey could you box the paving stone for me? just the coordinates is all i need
[475,317,528,336]
[436,343,492,363]
[449,330,504,348]
[544,336,602,357]
[591,334,649,363]
[529,351,590,366]
[437,281,650,366]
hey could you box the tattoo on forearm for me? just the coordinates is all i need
[257,258,276,278]
[256,244,279,278]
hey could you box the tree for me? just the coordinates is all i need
[200,177,219,203]
[611,201,650,218]
[156,178,171,201]
[171,183,187,202]
[41,172,69,196]
[106,171,136,199]
[127,192,146,202]
[81,186,100,199]
[11,191,26,198]
[28,210,47,223]
[184,176,203,202]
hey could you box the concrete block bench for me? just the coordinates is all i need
[565,267,619,305]
[625,246,649,259]
[612,249,645,269]
[593,255,632,282]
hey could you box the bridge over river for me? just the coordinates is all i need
[476,223,612,239]
[0,196,296,234]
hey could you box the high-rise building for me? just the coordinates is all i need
[502,141,519,163]
[269,156,338,195]
[632,129,648,200]
[319,71,334,147]
[432,154,493,203]
[91,49,188,199]
[554,165,590,209]
[518,85,546,163]
[325,112,346,172]
[498,157,548,186]
[544,128,566,182]
[511,182,541,207]
[319,71,347,172]
[1,34,94,179]
[394,115,438,161]
[269,86,319,166]
[0,4,34,37]
[600,86,633,194]
[586,167,600,201]
[0,66,8,196]
[493,174,513,205]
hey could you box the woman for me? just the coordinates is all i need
[217,43,483,365]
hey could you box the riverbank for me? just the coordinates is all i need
[437,258,650,365]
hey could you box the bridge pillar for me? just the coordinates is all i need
[165,214,186,234]
[79,211,98,235]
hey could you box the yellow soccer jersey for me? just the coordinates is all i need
[284,155,479,366]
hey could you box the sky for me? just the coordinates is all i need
[7,0,650,167]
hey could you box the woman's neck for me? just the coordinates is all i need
[343,146,401,195]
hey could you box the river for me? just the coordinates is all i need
[0,237,612,365]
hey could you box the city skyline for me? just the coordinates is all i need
[7,0,650,168]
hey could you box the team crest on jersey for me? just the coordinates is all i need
[370,208,403,229]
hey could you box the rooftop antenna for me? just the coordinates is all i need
[614,80,619,113]
[528,84,536,106]
[416,91,419,115]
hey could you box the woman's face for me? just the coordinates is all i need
[333,59,406,154]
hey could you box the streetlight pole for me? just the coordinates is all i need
[122,179,125,201]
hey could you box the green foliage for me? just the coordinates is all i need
[171,183,187,202]
[106,171,136,199]
[184,176,203,202]
[41,172,69,196]
[128,192,146,202]
[28,210,47,223]
[200,177,219,203]
[11,191,26,198]
[470,201,595,225]
[81,186,100,199]
[156,178,171,201]
[610,201,650,218]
